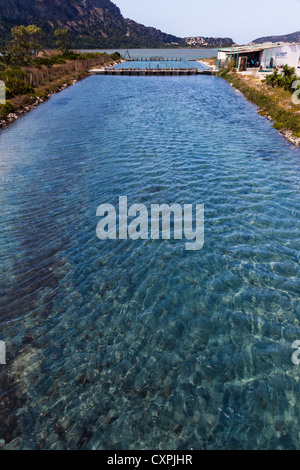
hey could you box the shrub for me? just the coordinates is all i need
[217,70,229,79]
[0,67,27,80]
[63,52,80,60]
[36,55,66,65]
[265,69,279,87]
[22,95,37,105]
[36,57,53,66]
[4,77,34,97]
[0,68,33,97]
[54,57,66,64]
[110,52,121,61]
[265,65,297,93]
[0,101,15,119]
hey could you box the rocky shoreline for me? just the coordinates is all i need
[228,83,300,147]
[278,129,300,147]
[0,79,81,130]
[0,56,122,130]
[222,74,300,148]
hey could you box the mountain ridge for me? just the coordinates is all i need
[0,0,234,48]
[252,31,300,44]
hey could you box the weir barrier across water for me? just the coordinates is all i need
[89,68,216,76]
[126,57,182,62]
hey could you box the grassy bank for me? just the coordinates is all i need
[219,70,300,146]
[0,51,120,126]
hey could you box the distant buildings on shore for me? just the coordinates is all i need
[184,36,234,47]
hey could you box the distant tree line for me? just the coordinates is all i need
[0,24,121,70]
[0,25,121,120]
[0,25,73,66]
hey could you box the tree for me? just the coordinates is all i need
[110,52,121,61]
[9,25,43,65]
[0,45,10,69]
[265,65,297,93]
[265,68,279,87]
[54,28,71,56]
[282,64,295,79]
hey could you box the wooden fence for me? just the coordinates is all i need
[22,57,111,88]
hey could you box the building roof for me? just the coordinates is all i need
[219,43,300,54]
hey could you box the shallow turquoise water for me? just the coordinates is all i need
[0,74,300,450]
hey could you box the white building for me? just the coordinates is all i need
[217,43,300,71]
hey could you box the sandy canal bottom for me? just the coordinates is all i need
[0,74,300,449]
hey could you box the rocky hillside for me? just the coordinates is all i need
[0,0,234,49]
[0,0,184,48]
[253,31,300,44]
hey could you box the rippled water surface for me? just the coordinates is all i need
[1,74,300,450]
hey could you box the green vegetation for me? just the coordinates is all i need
[35,51,112,66]
[0,24,122,123]
[1,25,43,65]
[0,68,34,98]
[36,56,66,66]
[54,28,71,56]
[110,52,121,61]
[219,70,300,138]
[4,77,33,99]
[0,101,15,119]
[0,25,122,68]
[0,67,34,119]
[265,65,299,93]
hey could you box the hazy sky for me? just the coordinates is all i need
[113,0,300,44]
